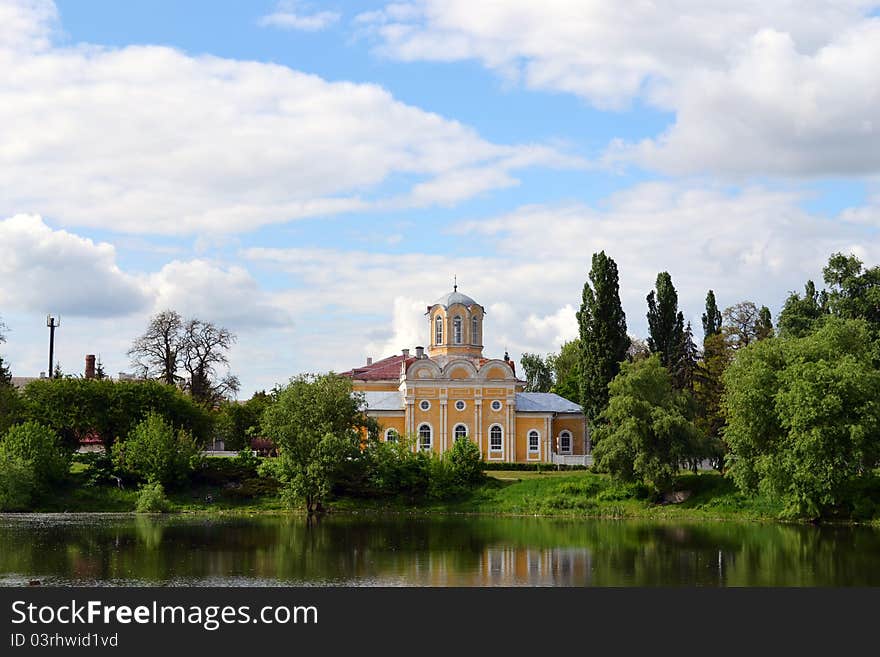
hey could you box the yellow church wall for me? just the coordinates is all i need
[552,416,587,455]
[514,416,547,462]
[375,415,406,442]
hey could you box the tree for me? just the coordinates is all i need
[701,290,722,341]
[128,310,184,385]
[756,306,774,340]
[112,412,202,487]
[94,356,107,380]
[181,318,239,406]
[671,322,699,392]
[577,252,629,424]
[646,272,685,367]
[723,318,880,518]
[520,352,553,393]
[693,333,733,471]
[626,336,650,362]
[722,301,761,349]
[0,356,11,386]
[260,373,377,513]
[592,355,699,493]
[0,421,71,489]
[823,252,880,328]
[217,391,273,451]
[548,339,580,402]
[777,280,828,338]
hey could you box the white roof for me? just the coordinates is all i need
[361,390,405,411]
[515,392,582,413]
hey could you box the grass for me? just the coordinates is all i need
[30,459,787,521]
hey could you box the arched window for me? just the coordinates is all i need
[528,430,540,453]
[453,316,462,344]
[472,316,479,345]
[489,425,503,452]
[454,424,468,441]
[559,431,572,454]
[385,428,399,443]
[435,315,443,345]
[418,424,432,451]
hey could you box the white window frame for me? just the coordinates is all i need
[489,424,503,452]
[528,430,540,453]
[384,428,399,443]
[559,431,572,455]
[453,315,463,344]
[454,400,466,411]
[491,400,503,412]
[453,423,469,441]
[418,423,433,451]
[419,399,431,412]
[435,315,443,345]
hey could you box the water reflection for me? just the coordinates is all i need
[1,514,878,586]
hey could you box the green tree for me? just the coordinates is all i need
[216,391,273,451]
[577,252,629,424]
[261,373,376,513]
[0,421,70,489]
[0,383,22,436]
[112,412,202,487]
[548,339,580,402]
[670,322,699,392]
[756,306,774,340]
[0,456,37,511]
[520,352,553,392]
[448,433,484,486]
[723,318,880,518]
[693,333,733,471]
[777,280,828,338]
[592,355,699,493]
[0,356,11,386]
[646,272,685,367]
[701,290,722,341]
[823,252,880,328]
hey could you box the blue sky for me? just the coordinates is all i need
[1,0,879,395]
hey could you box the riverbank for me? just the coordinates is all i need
[29,463,800,522]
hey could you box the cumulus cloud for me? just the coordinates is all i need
[246,183,880,373]
[0,0,575,235]
[361,0,880,176]
[258,1,340,32]
[0,214,149,317]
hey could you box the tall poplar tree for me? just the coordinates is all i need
[701,290,722,341]
[577,252,629,424]
[646,272,684,367]
[756,306,774,340]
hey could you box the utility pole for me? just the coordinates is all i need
[47,315,60,378]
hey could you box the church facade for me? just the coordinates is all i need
[343,287,590,464]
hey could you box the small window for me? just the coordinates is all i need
[418,424,432,451]
[455,400,466,411]
[385,428,399,443]
[490,425,503,452]
[454,424,468,441]
[528,430,540,453]
[419,400,431,411]
[435,315,443,345]
[559,431,572,454]
[453,316,463,344]
[472,316,479,345]
[491,400,502,412]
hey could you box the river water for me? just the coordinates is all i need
[1,513,878,586]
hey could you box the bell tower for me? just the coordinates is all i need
[426,283,484,362]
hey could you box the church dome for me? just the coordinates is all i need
[431,287,481,309]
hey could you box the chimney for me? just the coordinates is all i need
[366,357,373,366]
[415,346,425,359]
[85,354,96,379]
[402,348,410,359]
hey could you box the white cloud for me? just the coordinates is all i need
[0,214,149,317]
[0,0,575,235]
[361,1,880,176]
[258,2,340,32]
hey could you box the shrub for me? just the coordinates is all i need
[448,437,484,486]
[0,421,70,489]
[113,412,202,487]
[135,482,171,513]
[0,457,37,511]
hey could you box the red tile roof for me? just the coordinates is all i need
[341,355,417,381]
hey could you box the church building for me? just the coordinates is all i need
[343,286,590,464]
